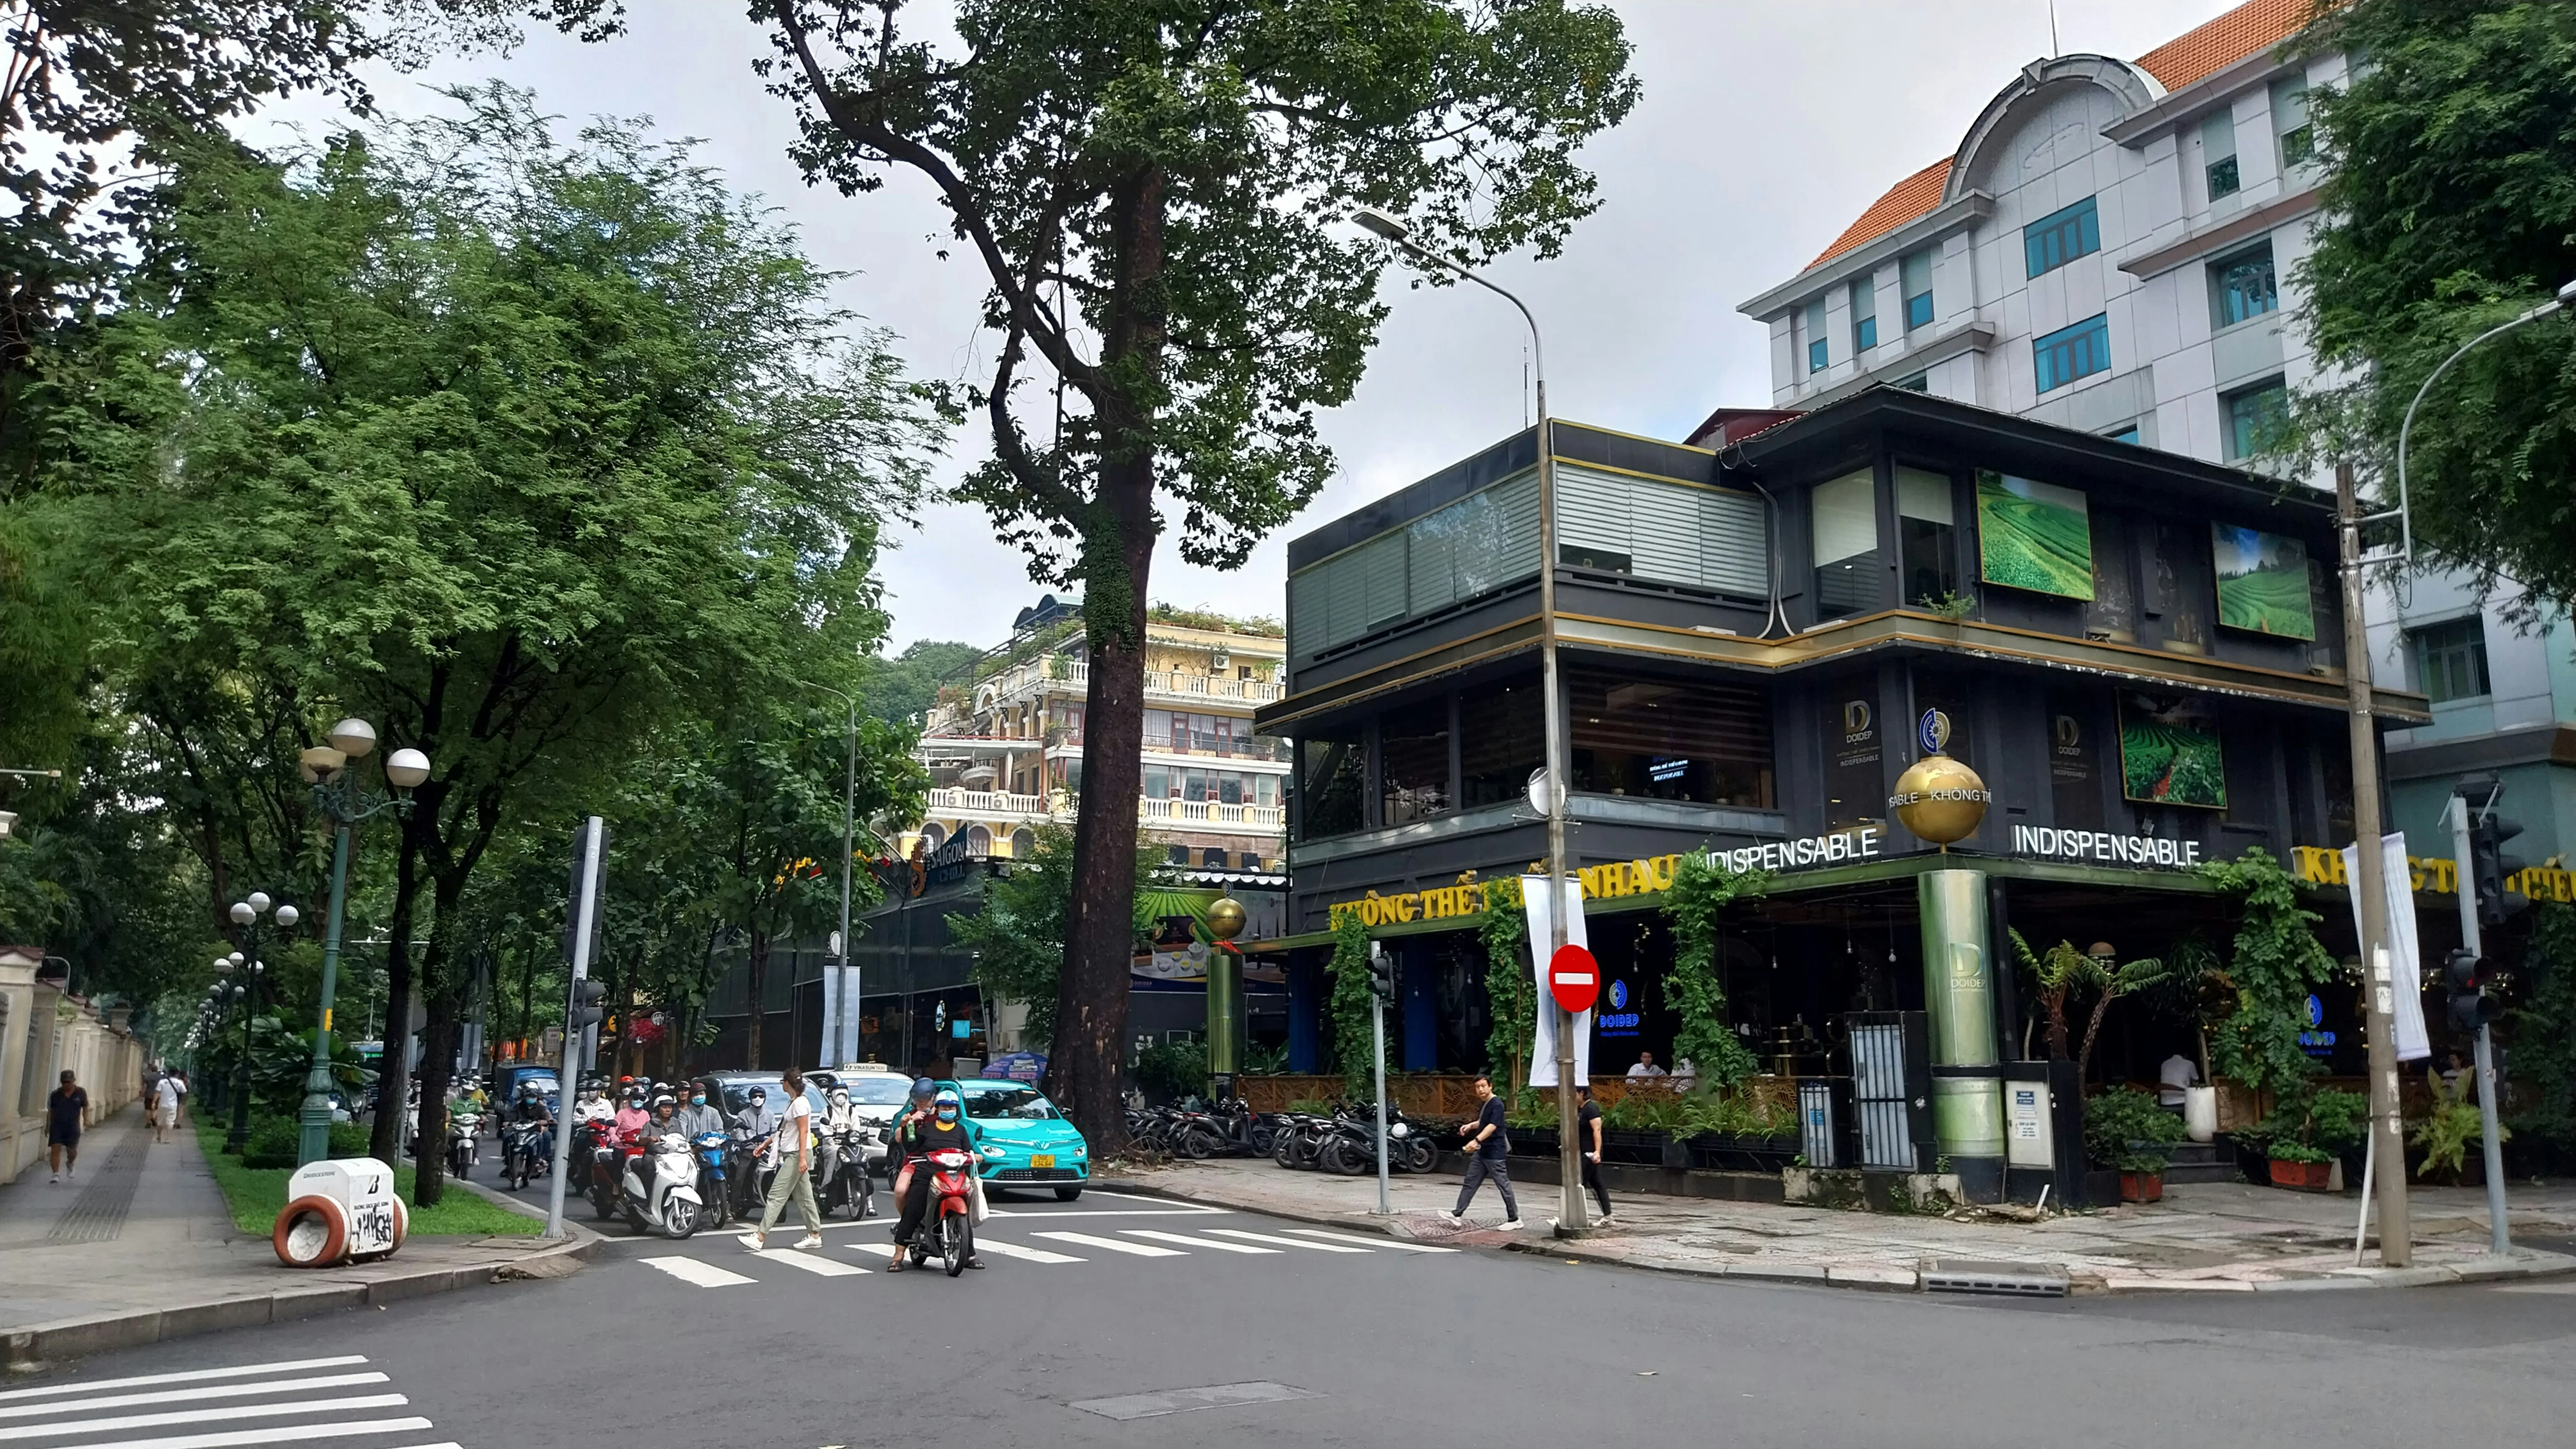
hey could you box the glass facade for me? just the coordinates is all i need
[2034,313,2110,393]
[1568,667,1774,807]
[1379,698,1452,826]
[1895,466,1957,608]
[2022,196,2101,278]
[1811,468,1879,616]
[2209,242,2278,329]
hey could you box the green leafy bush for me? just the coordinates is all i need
[2412,1073,2508,1179]
[2083,1087,2186,1172]
[329,1122,372,1158]
[2268,1139,2333,1165]
[240,1116,300,1169]
[1131,1039,1208,1102]
[2305,1089,2369,1154]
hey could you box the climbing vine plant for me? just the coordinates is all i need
[2197,847,2334,1102]
[1661,855,1768,1090]
[1477,877,1533,1093]
[1326,909,1376,1098]
[2510,901,2576,1132]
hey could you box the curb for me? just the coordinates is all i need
[1094,1174,2576,1297]
[3,1193,604,1372]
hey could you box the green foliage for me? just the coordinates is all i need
[1132,1038,1208,1102]
[1325,911,1377,1097]
[1660,854,1766,1089]
[2082,1087,2186,1173]
[2287,0,2576,609]
[2197,848,2335,1100]
[1916,589,1977,622]
[1239,1039,1290,1076]
[855,640,981,729]
[2009,931,2094,1062]
[241,1117,303,1170]
[2508,902,2576,1136]
[2412,1072,2509,1179]
[2268,1139,2334,1166]
[1146,603,1283,638]
[1477,878,1533,1088]
[1599,1089,1793,1138]
[950,822,1168,1048]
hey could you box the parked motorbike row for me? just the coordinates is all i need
[562,1113,889,1240]
[1124,1096,1444,1176]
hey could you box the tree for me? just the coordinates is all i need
[741,0,1640,1145]
[855,639,978,729]
[950,820,1165,1052]
[2291,0,2576,608]
[52,88,937,1200]
[2198,848,2337,1106]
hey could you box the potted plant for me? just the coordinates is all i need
[2084,1087,2186,1202]
[2410,1073,2509,1184]
[2267,1139,2334,1190]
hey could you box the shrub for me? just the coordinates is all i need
[240,1117,300,1169]
[1131,1039,1208,1102]
[2083,1087,2187,1172]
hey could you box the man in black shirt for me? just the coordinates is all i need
[1444,1074,1522,1229]
[1572,1084,1612,1225]
[47,1070,87,1183]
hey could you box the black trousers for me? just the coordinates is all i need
[1580,1154,1613,1218]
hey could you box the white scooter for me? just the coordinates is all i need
[620,1130,704,1239]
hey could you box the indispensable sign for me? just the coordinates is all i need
[1548,944,1600,1015]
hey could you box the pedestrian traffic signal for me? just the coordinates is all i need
[2469,810,2529,929]
[568,978,607,1030]
[1366,943,1395,1004]
[2444,948,2499,1033]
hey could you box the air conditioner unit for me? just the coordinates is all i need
[1211,651,1231,674]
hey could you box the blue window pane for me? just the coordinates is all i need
[2022,197,2102,278]
[2225,382,2288,460]
[1904,291,1934,329]
[1855,316,1878,350]
[2033,313,2110,394]
[1809,338,1828,374]
[2211,246,2278,328]
[2108,427,2140,445]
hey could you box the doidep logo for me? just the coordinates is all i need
[1919,707,1952,754]
[1843,699,1873,738]
[1598,978,1641,1035]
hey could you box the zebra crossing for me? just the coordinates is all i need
[0,1354,453,1449]
[636,1224,1454,1290]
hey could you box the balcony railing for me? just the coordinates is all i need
[921,786,1283,832]
[981,658,1283,706]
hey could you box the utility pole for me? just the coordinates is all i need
[544,816,607,1239]
[2338,462,2411,1266]
[1368,943,1393,1216]
[2447,783,2515,1252]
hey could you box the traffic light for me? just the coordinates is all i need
[1366,943,1395,1004]
[2468,810,2529,929]
[568,978,607,1030]
[2444,948,2500,1033]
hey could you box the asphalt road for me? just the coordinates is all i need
[14,1186,2576,1449]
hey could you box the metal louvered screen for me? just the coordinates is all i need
[1850,1014,1920,1171]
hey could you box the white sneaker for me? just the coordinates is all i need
[1442,1211,1466,1226]
[796,1233,824,1250]
[740,1233,765,1253]
[48,1173,57,1184]
[1500,1217,1527,1231]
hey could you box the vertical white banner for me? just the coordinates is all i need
[819,964,842,1069]
[2343,833,2432,1062]
[840,966,863,1065]
[1522,875,1593,1088]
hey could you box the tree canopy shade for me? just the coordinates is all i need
[47,86,940,1198]
[950,821,1166,1051]
[2292,0,2576,607]
[741,0,1640,1144]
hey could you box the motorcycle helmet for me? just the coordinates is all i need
[829,1088,850,1107]
[748,1086,768,1103]
[652,1093,676,1111]
[911,1077,937,1101]
[933,1089,960,1125]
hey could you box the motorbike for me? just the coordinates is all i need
[1269,1112,1332,1170]
[814,1123,879,1220]
[619,1129,705,1239]
[902,1147,978,1278]
[690,1131,733,1229]
[500,1117,554,1190]
[447,1108,482,1180]
[574,1119,624,1221]
[724,1129,774,1221]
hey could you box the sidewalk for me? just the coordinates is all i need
[0,1104,595,1368]
[1107,1157,2576,1295]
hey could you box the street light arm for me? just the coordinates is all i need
[2392,283,2576,568]
[1376,234,1547,403]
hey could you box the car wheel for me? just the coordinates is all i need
[1054,1185,1082,1202]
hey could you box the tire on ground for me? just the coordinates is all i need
[273,1194,349,1268]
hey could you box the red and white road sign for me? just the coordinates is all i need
[1547,944,1600,1015]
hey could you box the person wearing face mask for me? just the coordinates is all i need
[672,1085,725,1140]
[887,1086,981,1270]
[815,1085,877,1218]
[612,1088,652,1143]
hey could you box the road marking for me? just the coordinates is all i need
[0,1359,371,1404]
[973,1237,1086,1264]
[1033,1231,1185,1257]
[640,1256,756,1287]
[1286,1229,1457,1253]
[2497,1280,2576,1294]
[59,1418,434,1449]
[1204,1228,1372,1253]
[846,1241,900,1260]
[1122,1229,1280,1254]
[981,1207,1229,1218]
[0,1393,409,1442]
[763,1251,868,1277]
[0,1376,390,1422]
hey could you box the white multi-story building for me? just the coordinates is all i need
[1737,0,2576,868]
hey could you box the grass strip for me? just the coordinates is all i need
[193,1123,539,1237]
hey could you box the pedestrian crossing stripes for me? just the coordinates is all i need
[1032,1231,1183,1258]
[640,1256,756,1287]
[0,1355,443,1449]
[1120,1230,1277,1254]
[629,1223,1457,1288]
[1288,1228,1458,1253]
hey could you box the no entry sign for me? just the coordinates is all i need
[1547,944,1600,1015]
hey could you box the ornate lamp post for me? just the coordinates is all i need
[221,899,293,1152]
[295,719,430,1166]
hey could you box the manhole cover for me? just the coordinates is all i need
[1071,1381,1318,1420]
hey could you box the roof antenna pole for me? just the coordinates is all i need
[2048,0,2059,56]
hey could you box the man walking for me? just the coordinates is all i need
[1445,1074,1522,1230]
[152,1069,182,1144]
[47,1070,88,1183]
[1552,1083,1613,1229]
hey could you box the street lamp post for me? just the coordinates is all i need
[1355,208,1584,1236]
[802,682,861,1069]
[222,895,291,1152]
[295,719,430,1167]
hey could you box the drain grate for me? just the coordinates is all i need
[1922,1259,2068,1297]
[1071,1382,1318,1421]
[48,1141,144,1244]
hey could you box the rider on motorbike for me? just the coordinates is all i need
[612,1088,651,1141]
[672,1086,725,1141]
[815,1084,876,1218]
[630,1092,683,1195]
[505,1082,555,1169]
[887,1085,981,1271]
[571,1080,614,1125]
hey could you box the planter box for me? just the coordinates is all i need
[1690,1133,1800,1173]
[2268,1157,2333,1192]
[1506,1128,1559,1159]
[1602,1129,1667,1166]
[2118,1170,2164,1204]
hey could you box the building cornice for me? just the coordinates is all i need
[2103,45,2305,148]
[1792,319,1998,407]
[1736,192,1995,319]
[2116,183,2321,279]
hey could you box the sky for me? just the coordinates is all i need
[261,0,2254,652]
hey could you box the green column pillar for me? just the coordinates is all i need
[1206,947,1241,1099]
[1919,868,2005,1202]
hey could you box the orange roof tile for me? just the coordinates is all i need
[2135,0,2320,91]
[1796,1,2331,281]
[1806,158,1952,270]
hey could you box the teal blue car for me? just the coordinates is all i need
[940,1078,1090,1200]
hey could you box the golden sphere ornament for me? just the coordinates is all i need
[1206,896,1247,942]
[1889,753,1992,848]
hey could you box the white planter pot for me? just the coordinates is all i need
[2183,1085,2217,1143]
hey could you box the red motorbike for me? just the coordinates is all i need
[904,1148,978,1277]
[572,1119,627,1222]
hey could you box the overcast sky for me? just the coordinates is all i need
[269,0,2250,652]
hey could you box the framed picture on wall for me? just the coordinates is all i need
[1976,471,2094,600]
[2210,522,2316,639]
[2118,694,2227,809]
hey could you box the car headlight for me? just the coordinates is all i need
[982,1146,1005,1158]
[1068,1142,1088,1158]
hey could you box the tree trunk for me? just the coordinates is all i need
[2077,988,2121,1089]
[413,993,454,1207]
[746,927,770,1071]
[367,832,426,1165]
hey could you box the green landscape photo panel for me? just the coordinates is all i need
[2211,523,2314,640]
[1976,471,2093,600]
[2118,695,2227,809]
